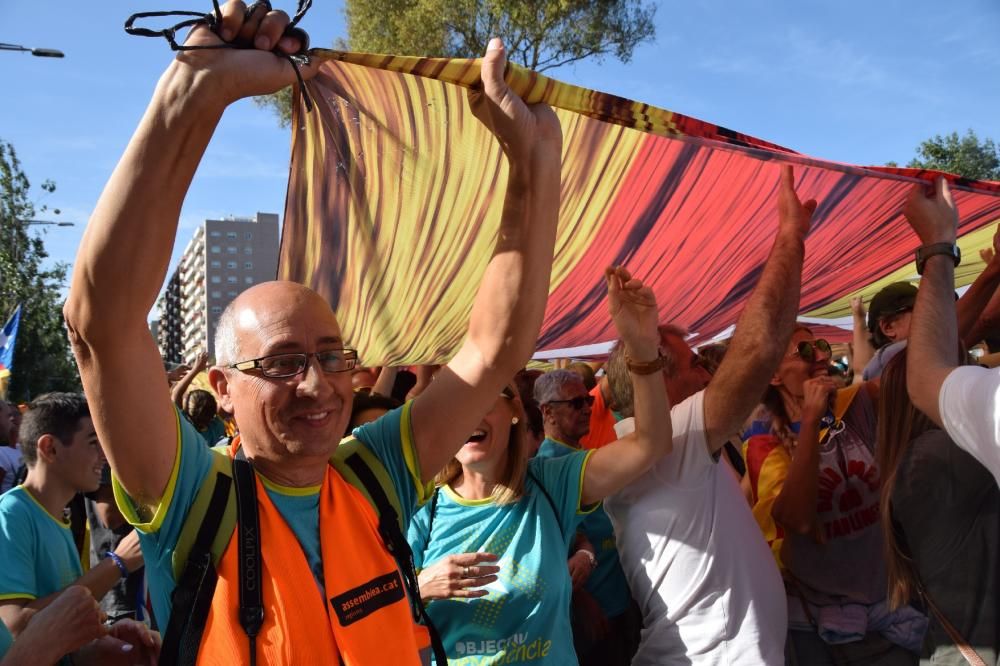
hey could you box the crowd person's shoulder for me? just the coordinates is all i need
[937,364,1000,483]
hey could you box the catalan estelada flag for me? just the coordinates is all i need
[278,52,1000,364]
[0,305,22,397]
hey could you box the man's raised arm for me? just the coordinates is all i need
[410,39,563,482]
[702,165,815,451]
[902,178,962,425]
[63,5,316,505]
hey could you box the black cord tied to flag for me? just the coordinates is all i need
[124,0,315,112]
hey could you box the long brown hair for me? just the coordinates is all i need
[877,348,936,610]
[434,384,529,505]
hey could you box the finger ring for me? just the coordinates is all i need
[463,566,470,577]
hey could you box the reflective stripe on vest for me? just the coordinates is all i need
[196,455,430,664]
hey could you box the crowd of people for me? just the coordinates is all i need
[0,2,998,664]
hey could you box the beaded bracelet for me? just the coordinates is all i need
[105,552,129,579]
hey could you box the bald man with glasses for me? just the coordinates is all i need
[63,4,563,663]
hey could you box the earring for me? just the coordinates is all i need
[511,417,519,425]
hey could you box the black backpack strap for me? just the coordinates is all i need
[233,447,264,666]
[161,473,232,666]
[343,453,448,666]
[525,468,563,535]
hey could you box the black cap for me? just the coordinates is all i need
[867,282,918,333]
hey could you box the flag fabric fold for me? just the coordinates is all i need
[0,305,22,397]
[278,51,1000,363]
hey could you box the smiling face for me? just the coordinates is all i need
[456,393,517,476]
[770,328,832,401]
[211,282,353,473]
[53,416,105,494]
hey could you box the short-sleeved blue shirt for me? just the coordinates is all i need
[0,486,82,603]
[114,404,430,627]
[407,452,593,665]
[536,438,632,618]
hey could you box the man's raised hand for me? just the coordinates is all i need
[176,0,319,105]
[850,297,866,320]
[468,38,562,163]
[903,177,959,246]
[605,266,659,358]
[778,165,817,240]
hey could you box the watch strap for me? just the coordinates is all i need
[625,351,669,375]
[916,242,960,275]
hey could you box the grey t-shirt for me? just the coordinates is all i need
[893,429,999,665]
[862,340,908,381]
[785,388,887,606]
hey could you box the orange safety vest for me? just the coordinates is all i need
[580,384,617,450]
[195,444,431,665]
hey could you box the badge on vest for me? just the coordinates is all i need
[330,571,406,626]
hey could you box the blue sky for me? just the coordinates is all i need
[2,0,999,319]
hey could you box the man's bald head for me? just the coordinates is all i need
[208,280,353,482]
[215,281,336,365]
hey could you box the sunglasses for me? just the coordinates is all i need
[791,339,832,362]
[546,395,595,411]
[880,306,913,322]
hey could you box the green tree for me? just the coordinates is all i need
[256,0,656,126]
[0,140,81,400]
[903,129,1000,181]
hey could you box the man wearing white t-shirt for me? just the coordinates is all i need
[903,178,1000,483]
[602,166,815,665]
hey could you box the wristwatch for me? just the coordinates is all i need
[915,242,960,275]
[625,349,670,375]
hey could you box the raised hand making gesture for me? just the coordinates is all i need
[605,265,660,362]
[573,266,672,505]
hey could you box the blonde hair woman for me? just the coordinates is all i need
[407,266,672,665]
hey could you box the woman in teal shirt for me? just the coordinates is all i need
[407,267,672,665]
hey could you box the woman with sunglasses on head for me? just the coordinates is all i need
[744,326,925,665]
[406,267,672,665]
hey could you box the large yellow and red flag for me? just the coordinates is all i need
[278,52,1000,363]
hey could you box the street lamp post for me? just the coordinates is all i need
[0,43,65,58]
[8,220,76,263]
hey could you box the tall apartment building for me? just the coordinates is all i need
[156,213,280,364]
[157,270,184,364]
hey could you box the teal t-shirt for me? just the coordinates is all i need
[180,413,228,447]
[199,416,229,448]
[0,486,83,603]
[115,404,430,627]
[0,619,11,659]
[407,452,593,665]
[535,438,632,618]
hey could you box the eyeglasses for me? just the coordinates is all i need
[791,339,832,362]
[229,349,358,378]
[545,395,595,411]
